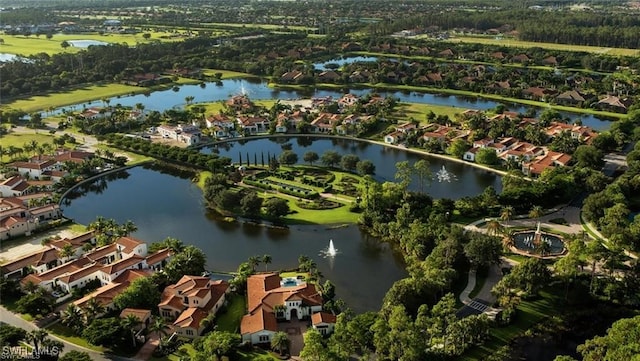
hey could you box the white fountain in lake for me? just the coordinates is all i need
[436,165,457,183]
[320,239,338,258]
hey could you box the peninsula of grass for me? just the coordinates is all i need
[197,165,363,225]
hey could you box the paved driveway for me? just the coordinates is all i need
[277,319,308,357]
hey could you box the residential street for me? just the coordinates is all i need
[0,306,134,361]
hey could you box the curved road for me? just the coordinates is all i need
[0,306,134,361]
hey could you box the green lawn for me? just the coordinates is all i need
[236,349,281,361]
[462,288,561,360]
[283,196,360,225]
[3,83,142,113]
[0,131,59,162]
[445,35,640,56]
[0,32,184,56]
[395,102,466,123]
[202,69,254,79]
[216,293,247,333]
[46,323,107,352]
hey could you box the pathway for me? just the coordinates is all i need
[132,334,159,361]
[0,306,134,361]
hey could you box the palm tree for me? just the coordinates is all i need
[27,329,48,354]
[485,219,503,236]
[262,254,272,272]
[501,228,516,251]
[537,240,552,257]
[82,298,104,324]
[120,220,138,236]
[60,244,75,261]
[271,331,290,356]
[528,205,544,223]
[121,314,142,347]
[61,304,85,333]
[149,317,170,350]
[248,256,260,272]
[500,206,515,222]
[163,237,185,253]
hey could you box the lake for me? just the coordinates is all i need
[48,78,613,130]
[203,137,502,198]
[61,164,408,312]
[67,40,109,48]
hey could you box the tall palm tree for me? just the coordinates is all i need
[83,298,104,324]
[120,220,138,236]
[262,254,272,272]
[528,205,544,223]
[61,304,85,333]
[162,237,184,253]
[500,206,515,222]
[248,256,260,272]
[27,329,48,354]
[149,317,170,350]
[271,331,290,356]
[501,228,516,251]
[485,219,503,236]
[121,314,142,347]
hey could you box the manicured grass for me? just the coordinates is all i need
[0,131,59,162]
[46,322,107,352]
[95,144,154,165]
[445,35,640,56]
[202,69,254,79]
[283,199,359,224]
[0,32,184,56]
[236,349,282,361]
[280,271,309,279]
[186,102,227,117]
[395,102,466,123]
[462,288,561,360]
[3,83,142,113]
[216,293,247,333]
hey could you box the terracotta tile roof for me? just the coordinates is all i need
[146,248,173,266]
[101,254,145,275]
[247,273,282,311]
[116,236,144,254]
[173,307,208,329]
[311,312,337,325]
[74,270,147,309]
[120,308,151,321]
[10,159,56,170]
[2,248,60,273]
[57,262,103,284]
[240,306,278,335]
[19,257,91,285]
[50,232,94,250]
[85,244,117,262]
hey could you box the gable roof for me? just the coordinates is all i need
[240,306,278,335]
[311,311,337,325]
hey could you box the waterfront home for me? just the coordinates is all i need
[311,312,337,336]
[384,131,405,144]
[159,276,230,339]
[241,273,323,345]
[237,116,270,135]
[0,200,61,241]
[74,269,151,313]
[157,124,202,146]
[523,151,572,177]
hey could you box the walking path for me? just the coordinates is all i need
[133,334,159,361]
[0,306,134,361]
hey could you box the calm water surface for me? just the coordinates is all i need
[204,137,502,198]
[61,165,407,312]
[49,78,613,130]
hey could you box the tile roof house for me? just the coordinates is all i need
[523,151,572,176]
[0,176,31,197]
[596,95,633,113]
[311,311,337,336]
[74,269,151,312]
[241,273,323,345]
[555,90,587,105]
[158,276,231,339]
